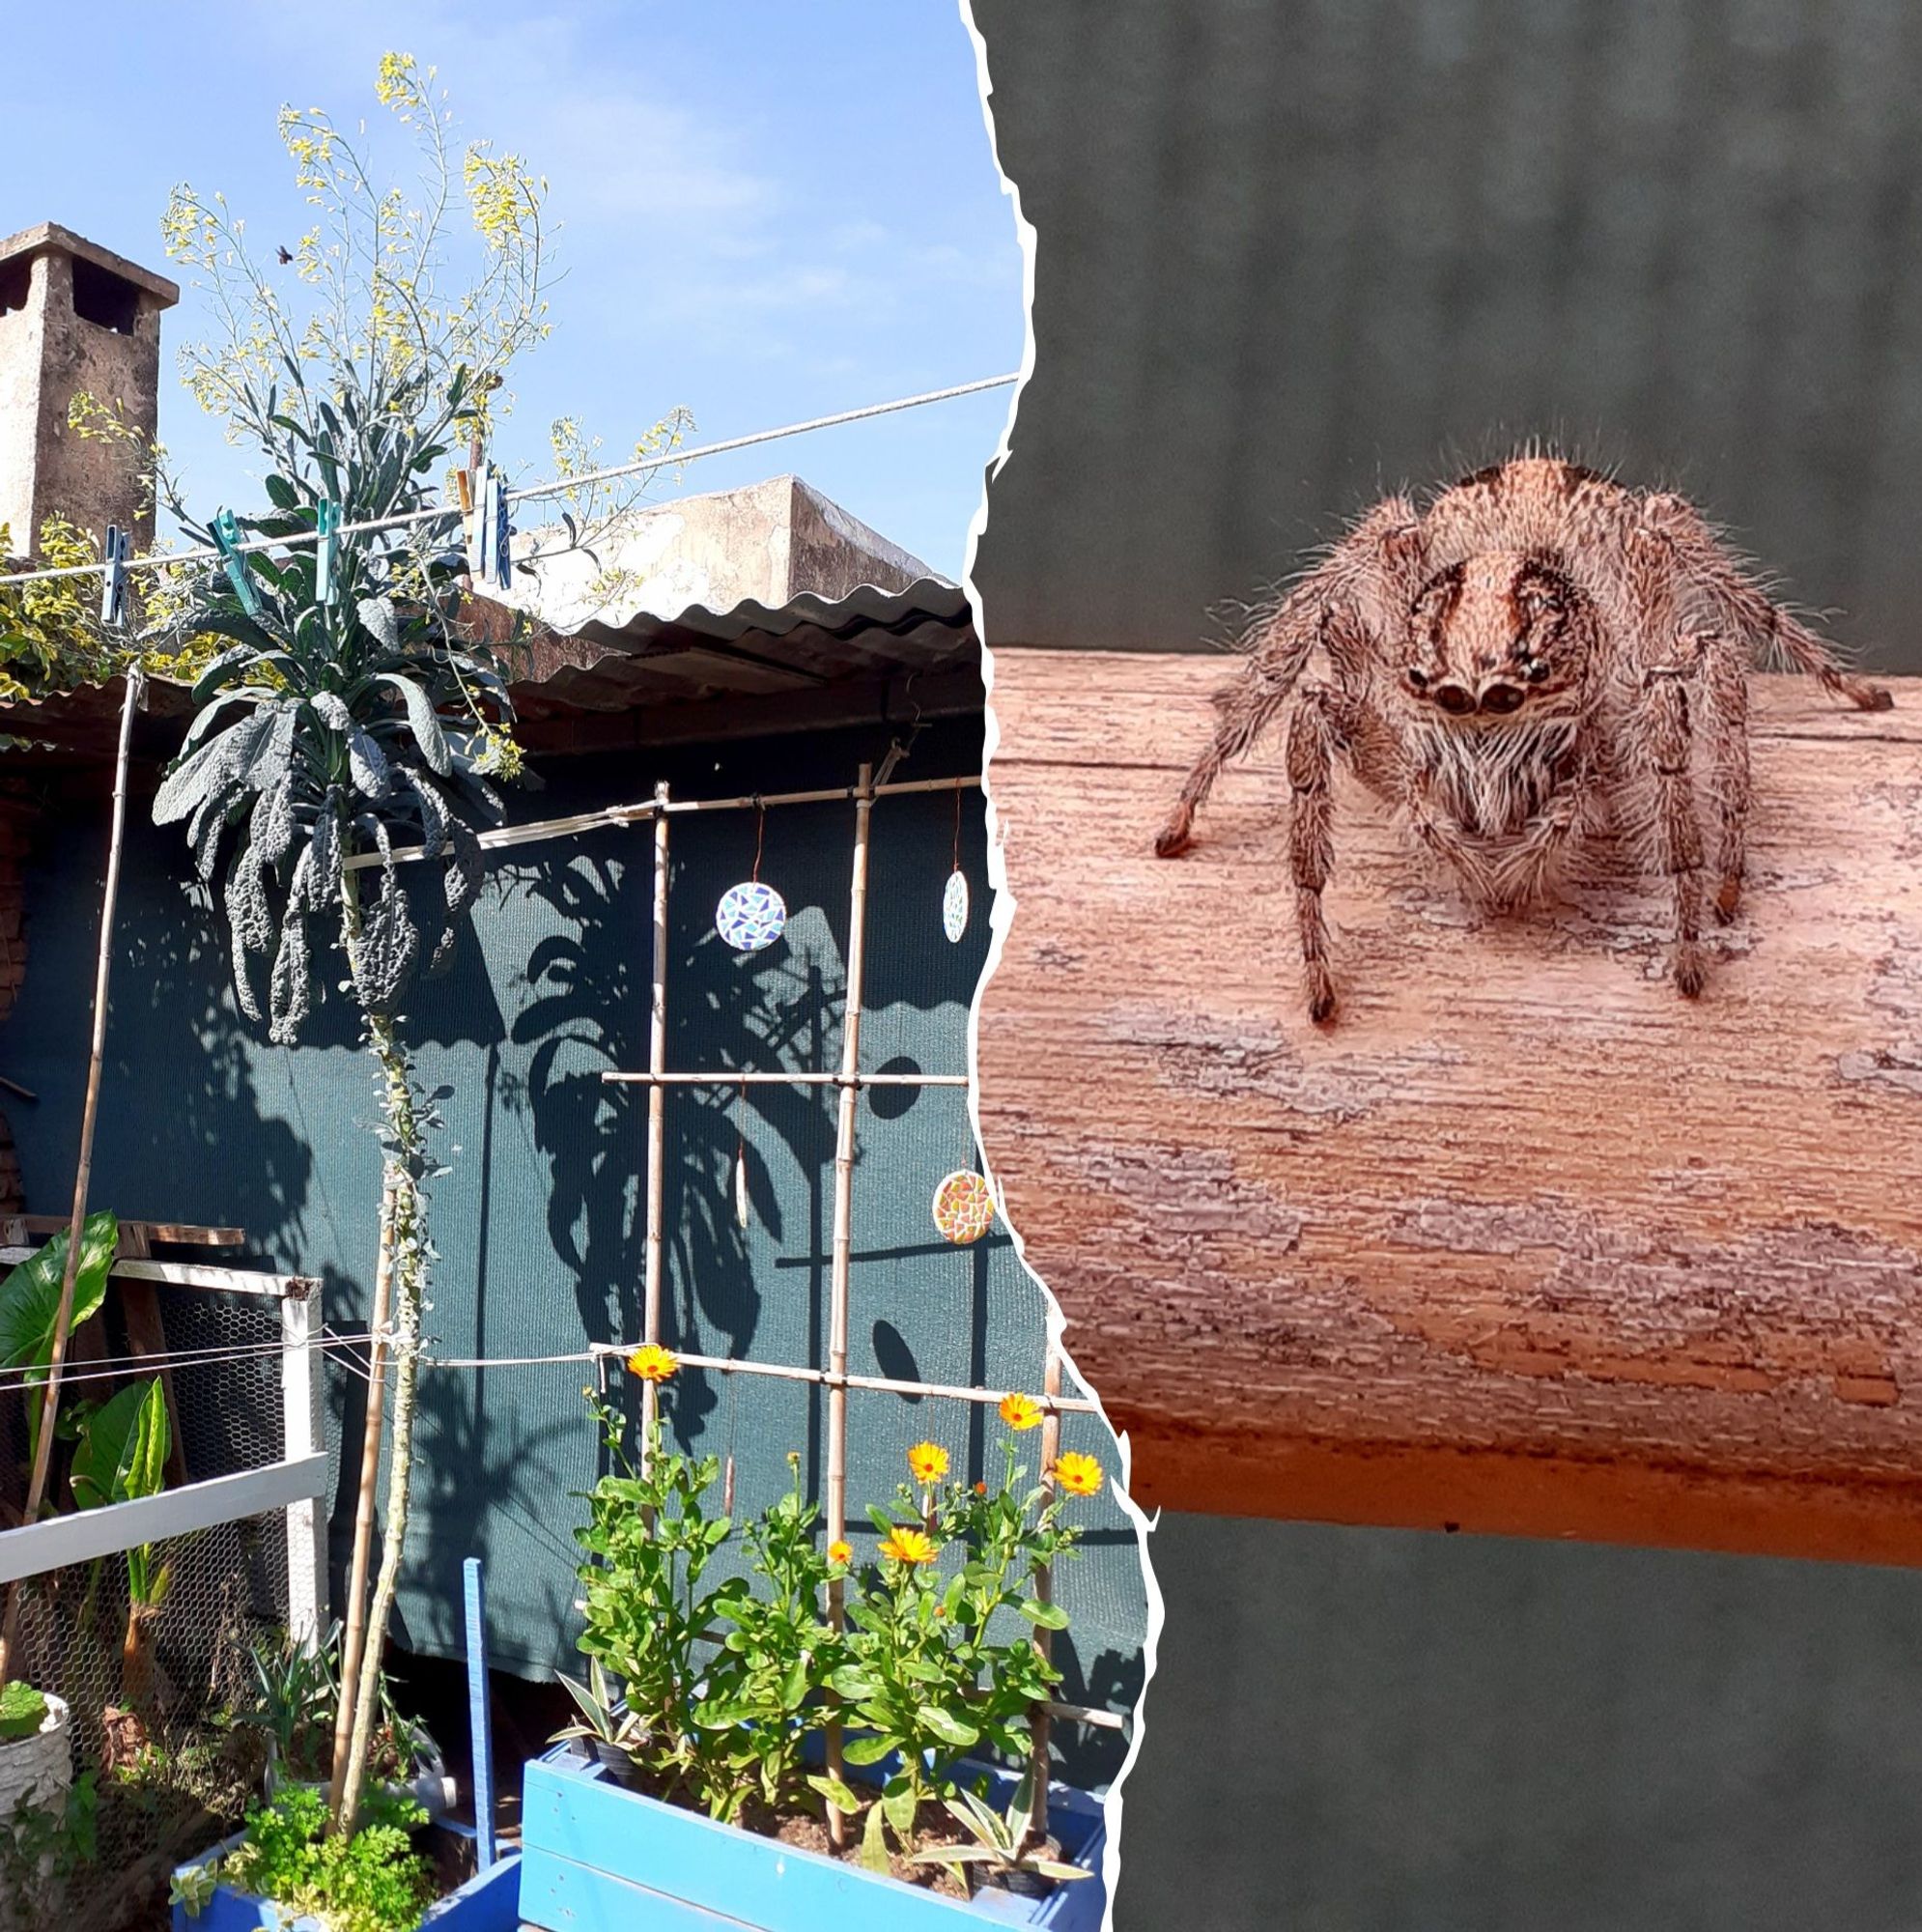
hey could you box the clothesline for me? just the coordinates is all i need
[0,373,1020,590]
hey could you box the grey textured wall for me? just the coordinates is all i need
[1122,1514,1922,1931]
[973,0,1922,670]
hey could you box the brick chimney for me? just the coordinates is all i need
[0,222,178,558]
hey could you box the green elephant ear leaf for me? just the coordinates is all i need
[0,1208,119,1372]
[71,1377,170,1510]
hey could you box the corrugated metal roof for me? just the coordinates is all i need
[970,0,1922,671]
[0,579,979,764]
[501,577,976,720]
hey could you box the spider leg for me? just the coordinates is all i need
[1642,495,1892,712]
[1287,683,1343,1023]
[1691,629,1750,922]
[1636,665,1710,997]
[1155,620,1315,858]
[1156,498,1422,857]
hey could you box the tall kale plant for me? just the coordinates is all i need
[149,54,559,1833]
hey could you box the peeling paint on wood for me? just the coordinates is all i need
[977,653,1922,1564]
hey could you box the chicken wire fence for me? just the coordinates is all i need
[0,1266,323,1931]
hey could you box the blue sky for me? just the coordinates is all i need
[1,2,1022,579]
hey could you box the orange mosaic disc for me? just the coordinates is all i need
[932,1169,995,1245]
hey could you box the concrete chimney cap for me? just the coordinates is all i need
[0,222,180,308]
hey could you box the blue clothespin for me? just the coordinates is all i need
[492,469,513,590]
[475,465,512,590]
[314,500,341,607]
[99,525,131,629]
[209,508,262,617]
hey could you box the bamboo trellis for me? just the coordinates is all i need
[594,760,1108,1846]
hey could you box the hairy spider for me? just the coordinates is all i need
[1153,455,1893,1022]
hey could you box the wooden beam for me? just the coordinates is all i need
[0,1252,306,1297]
[0,1454,327,1583]
[977,653,1922,1566]
[0,1216,245,1248]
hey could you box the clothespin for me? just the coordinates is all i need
[491,468,513,590]
[99,525,131,629]
[209,509,262,617]
[314,500,341,607]
[462,458,485,579]
[474,464,512,590]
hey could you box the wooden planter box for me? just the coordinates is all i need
[520,1746,1108,1930]
[169,1840,521,1931]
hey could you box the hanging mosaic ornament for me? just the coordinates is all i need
[942,786,971,944]
[942,868,970,944]
[717,881,786,952]
[716,802,784,951]
[932,1169,995,1245]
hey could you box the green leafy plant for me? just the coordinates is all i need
[0,1682,47,1743]
[564,1364,1109,1876]
[237,1623,436,1798]
[167,1857,219,1919]
[0,1211,118,1468]
[569,1393,741,1814]
[0,1771,99,1918]
[908,1771,1093,1892]
[149,57,546,1834]
[695,1453,840,1822]
[830,1435,1083,1863]
[551,1655,649,1764]
[68,1375,172,1711]
[205,1784,432,1932]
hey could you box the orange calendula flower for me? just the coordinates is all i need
[1052,1452,1104,1497]
[906,1441,949,1485]
[878,1526,938,1566]
[827,1539,853,1568]
[998,1392,1043,1432]
[625,1344,678,1382]
[974,1482,988,1495]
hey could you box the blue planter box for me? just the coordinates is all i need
[169,1839,521,1932]
[520,1745,1108,1930]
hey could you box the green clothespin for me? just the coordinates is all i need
[210,509,262,617]
[315,500,341,607]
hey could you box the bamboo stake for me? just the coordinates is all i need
[581,1343,1102,1412]
[1029,1338,1065,1850]
[326,1176,396,1821]
[640,781,670,1461]
[0,668,143,1688]
[603,1070,970,1088]
[341,774,982,871]
[823,761,875,1851]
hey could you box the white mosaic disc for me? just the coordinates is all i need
[716,880,787,952]
[942,868,970,944]
[932,1169,995,1245]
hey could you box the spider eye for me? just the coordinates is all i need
[1523,659,1550,682]
[1481,682,1526,715]
[1404,666,1428,690]
[1433,682,1476,716]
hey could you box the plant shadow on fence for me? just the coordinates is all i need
[0,730,1149,1782]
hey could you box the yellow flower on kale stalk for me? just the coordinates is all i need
[906,1441,949,1485]
[878,1527,938,1567]
[827,1539,853,1570]
[998,1392,1043,1433]
[625,1344,678,1383]
[1051,1452,1104,1498]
